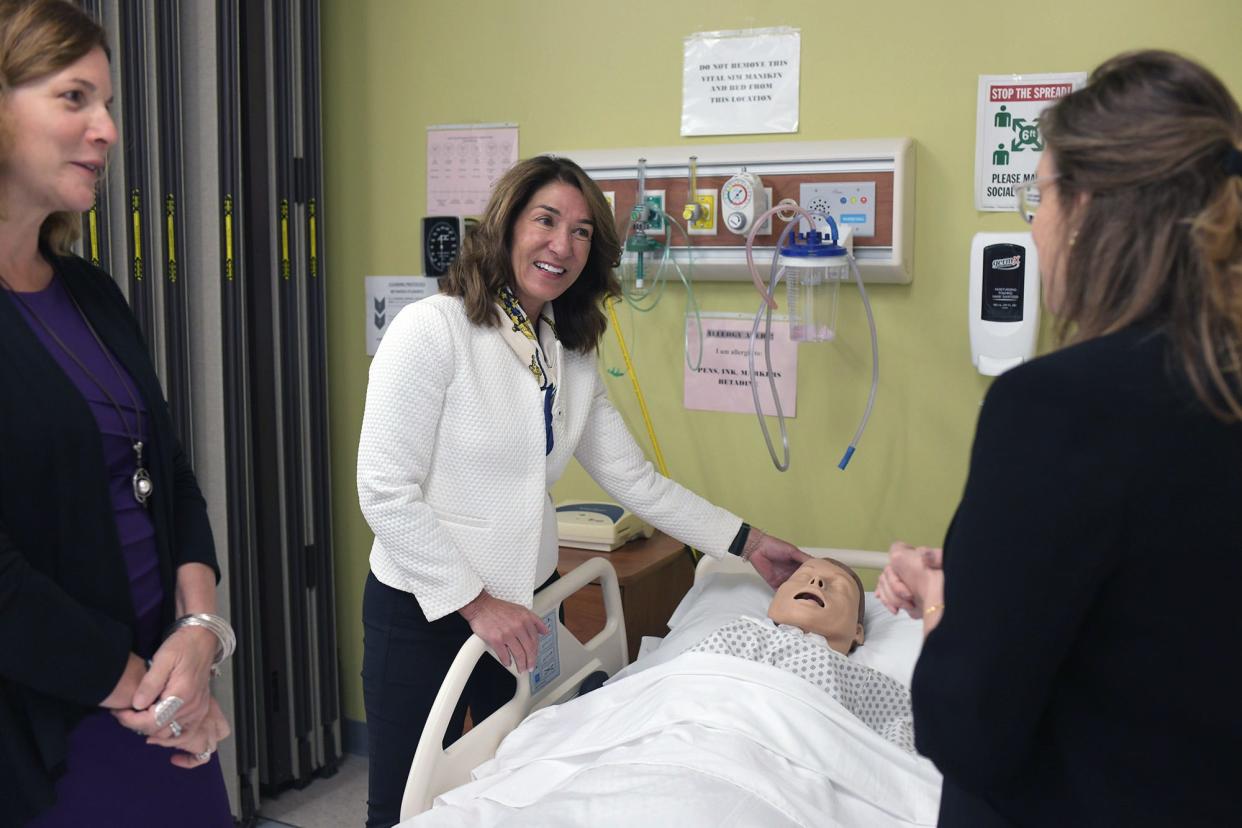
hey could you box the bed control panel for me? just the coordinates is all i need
[530,609,561,694]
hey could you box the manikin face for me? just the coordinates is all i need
[0,47,116,219]
[768,558,865,655]
[508,181,593,320]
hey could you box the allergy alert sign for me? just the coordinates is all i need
[682,27,800,136]
[683,314,798,416]
[975,72,1086,211]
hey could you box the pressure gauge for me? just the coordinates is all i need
[422,216,469,276]
[720,171,767,235]
[724,180,752,208]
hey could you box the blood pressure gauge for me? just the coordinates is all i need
[422,216,471,276]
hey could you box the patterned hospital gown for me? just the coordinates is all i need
[689,616,915,752]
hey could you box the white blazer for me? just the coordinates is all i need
[358,295,742,621]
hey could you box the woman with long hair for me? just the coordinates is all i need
[877,50,1242,825]
[357,154,809,827]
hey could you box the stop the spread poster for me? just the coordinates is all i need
[975,72,1086,211]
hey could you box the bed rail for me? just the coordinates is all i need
[399,556,627,819]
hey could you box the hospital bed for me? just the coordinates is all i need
[398,548,941,827]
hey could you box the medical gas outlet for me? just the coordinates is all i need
[721,171,769,235]
[686,190,717,235]
[631,191,665,236]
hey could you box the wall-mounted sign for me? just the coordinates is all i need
[364,275,440,356]
[427,123,518,216]
[975,72,1086,211]
[682,27,800,137]
[683,313,797,416]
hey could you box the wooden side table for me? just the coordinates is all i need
[556,531,695,663]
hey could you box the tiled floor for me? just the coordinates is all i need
[255,754,369,828]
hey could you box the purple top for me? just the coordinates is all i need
[12,274,231,827]
[10,275,163,652]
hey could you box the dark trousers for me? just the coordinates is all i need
[361,571,558,828]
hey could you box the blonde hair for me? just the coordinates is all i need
[1041,50,1242,421]
[0,0,108,254]
[443,156,621,353]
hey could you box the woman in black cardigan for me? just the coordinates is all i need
[0,2,232,824]
[876,51,1242,826]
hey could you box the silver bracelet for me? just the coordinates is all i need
[169,613,236,667]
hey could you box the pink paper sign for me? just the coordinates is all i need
[683,315,797,416]
[427,125,519,215]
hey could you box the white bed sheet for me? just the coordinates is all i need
[402,652,941,828]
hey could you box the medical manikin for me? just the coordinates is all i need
[690,558,913,751]
[767,557,866,655]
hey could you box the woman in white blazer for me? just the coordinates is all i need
[357,156,808,828]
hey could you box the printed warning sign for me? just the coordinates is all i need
[975,72,1086,211]
[682,27,800,137]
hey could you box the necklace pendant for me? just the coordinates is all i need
[133,467,154,506]
[131,441,153,506]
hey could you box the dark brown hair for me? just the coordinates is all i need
[442,155,622,353]
[1040,50,1242,421]
[0,0,108,254]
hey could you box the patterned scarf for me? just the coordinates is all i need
[496,285,558,455]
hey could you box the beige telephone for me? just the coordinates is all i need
[555,501,654,552]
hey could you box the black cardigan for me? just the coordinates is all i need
[912,327,1242,826]
[0,253,218,825]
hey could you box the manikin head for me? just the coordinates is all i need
[768,557,866,655]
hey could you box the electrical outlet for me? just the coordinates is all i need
[643,190,666,236]
[687,189,717,235]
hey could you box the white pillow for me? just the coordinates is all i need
[609,571,924,687]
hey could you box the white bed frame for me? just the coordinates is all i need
[399,556,628,819]
[398,546,889,820]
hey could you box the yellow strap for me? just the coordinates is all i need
[606,299,703,561]
[606,297,668,476]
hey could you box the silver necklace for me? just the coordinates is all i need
[0,272,154,507]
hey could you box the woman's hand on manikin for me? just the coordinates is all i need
[459,590,550,673]
[743,528,811,588]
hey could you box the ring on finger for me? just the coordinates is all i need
[153,695,185,728]
[169,719,183,738]
[194,749,213,761]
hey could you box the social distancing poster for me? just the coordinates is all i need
[975,72,1086,211]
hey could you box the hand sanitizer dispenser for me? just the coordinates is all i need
[969,232,1040,376]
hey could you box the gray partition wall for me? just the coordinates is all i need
[80,2,340,822]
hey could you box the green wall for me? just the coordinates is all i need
[321,0,1242,722]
